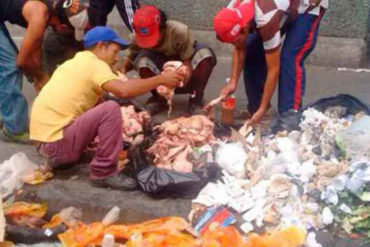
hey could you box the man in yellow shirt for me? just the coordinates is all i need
[30,26,183,190]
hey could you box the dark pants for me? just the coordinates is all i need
[0,23,28,134]
[244,10,324,114]
[134,43,217,102]
[39,101,123,179]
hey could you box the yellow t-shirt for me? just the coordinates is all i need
[30,51,119,142]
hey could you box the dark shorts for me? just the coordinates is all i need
[133,42,217,74]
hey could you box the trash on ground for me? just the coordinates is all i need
[0,153,51,199]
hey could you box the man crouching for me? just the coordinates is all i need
[30,26,183,190]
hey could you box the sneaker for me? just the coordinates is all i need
[90,172,138,191]
[0,123,31,144]
[145,96,168,116]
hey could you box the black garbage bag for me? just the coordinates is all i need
[128,131,222,199]
[303,94,370,115]
[271,94,370,133]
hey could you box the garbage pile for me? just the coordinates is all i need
[147,115,216,173]
[3,201,307,247]
[191,107,370,244]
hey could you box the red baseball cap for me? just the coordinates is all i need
[133,5,161,48]
[214,0,255,43]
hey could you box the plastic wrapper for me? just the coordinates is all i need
[336,116,370,159]
[215,142,247,178]
[4,202,47,228]
[0,153,38,198]
[245,226,306,247]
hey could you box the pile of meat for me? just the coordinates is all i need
[157,61,189,117]
[120,106,151,146]
[147,115,215,173]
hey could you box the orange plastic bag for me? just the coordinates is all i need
[201,226,246,247]
[4,202,47,218]
[125,230,198,247]
[105,217,188,240]
[245,226,306,247]
[58,222,105,247]
[43,214,63,229]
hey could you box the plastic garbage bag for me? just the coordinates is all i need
[0,153,38,199]
[129,134,221,198]
[270,94,370,133]
[336,116,370,159]
[215,142,247,178]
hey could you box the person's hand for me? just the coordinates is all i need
[160,70,183,88]
[248,107,266,126]
[220,83,236,98]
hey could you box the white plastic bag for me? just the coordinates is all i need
[215,142,247,178]
[0,153,38,198]
[336,116,370,159]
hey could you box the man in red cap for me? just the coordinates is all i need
[119,5,217,115]
[214,0,328,126]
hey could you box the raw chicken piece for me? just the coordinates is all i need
[157,61,189,117]
[147,115,215,172]
[121,106,151,145]
[203,95,226,118]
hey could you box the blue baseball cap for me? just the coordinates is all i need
[83,26,130,49]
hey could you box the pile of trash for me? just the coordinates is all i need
[147,115,216,173]
[191,106,370,245]
[0,153,52,199]
[2,201,307,247]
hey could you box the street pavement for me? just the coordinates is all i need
[2,59,370,246]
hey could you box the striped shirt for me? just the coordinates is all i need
[246,0,329,51]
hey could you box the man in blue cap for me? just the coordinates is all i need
[30,26,184,189]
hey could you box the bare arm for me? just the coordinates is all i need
[18,1,49,81]
[103,71,183,98]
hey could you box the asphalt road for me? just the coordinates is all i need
[2,59,370,246]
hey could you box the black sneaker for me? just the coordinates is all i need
[90,172,138,191]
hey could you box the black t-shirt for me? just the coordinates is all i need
[0,0,54,27]
[0,0,27,27]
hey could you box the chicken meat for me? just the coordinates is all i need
[157,61,189,117]
[147,115,215,172]
[121,106,151,145]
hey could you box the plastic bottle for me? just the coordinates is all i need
[221,94,236,125]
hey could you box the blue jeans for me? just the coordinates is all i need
[243,10,324,114]
[0,23,28,134]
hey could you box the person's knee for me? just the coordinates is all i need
[102,101,121,114]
